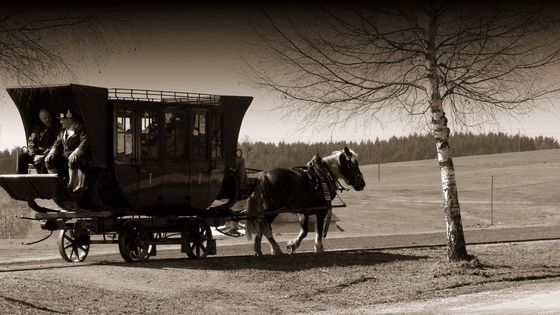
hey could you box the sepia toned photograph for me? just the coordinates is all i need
[0,1,559,314]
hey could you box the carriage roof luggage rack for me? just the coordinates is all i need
[108,88,221,104]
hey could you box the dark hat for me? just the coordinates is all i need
[59,108,76,120]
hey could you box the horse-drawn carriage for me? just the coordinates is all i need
[0,84,365,263]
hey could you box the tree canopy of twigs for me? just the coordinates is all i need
[242,0,560,128]
[0,4,131,85]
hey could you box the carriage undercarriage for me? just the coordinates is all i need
[43,212,218,263]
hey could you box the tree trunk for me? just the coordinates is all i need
[426,9,469,261]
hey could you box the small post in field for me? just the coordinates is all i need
[376,137,381,181]
[490,175,494,226]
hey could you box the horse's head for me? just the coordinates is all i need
[336,147,366,191]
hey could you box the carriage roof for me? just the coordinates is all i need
[7,84,252,168]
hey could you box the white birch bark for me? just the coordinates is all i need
[425,10,469,261]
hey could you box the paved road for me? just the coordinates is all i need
[317,224,560,250]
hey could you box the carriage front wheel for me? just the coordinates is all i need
[58,229,90,263]
[185,220,212,259]
[118,220,153,262]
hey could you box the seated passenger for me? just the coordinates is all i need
[45,108,90,193]
[17,109,61,174]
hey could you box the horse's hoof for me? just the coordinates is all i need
[286,244,295,255]
[254,251,263,257]
[314,245,324,253]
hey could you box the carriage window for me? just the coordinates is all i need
[140,111,159,159]
[164,112,186,160]
[192,111,207,160]
[211,113,223,159]
[115,110,133,160]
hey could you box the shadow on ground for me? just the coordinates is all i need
[95,249,431,271]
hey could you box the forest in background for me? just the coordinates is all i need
[239,132,560,170]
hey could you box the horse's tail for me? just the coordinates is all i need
[245,177,266,241]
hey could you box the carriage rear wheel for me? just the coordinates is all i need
[58,229,90,263]
[185,221,212,259]
[118,220,153,262]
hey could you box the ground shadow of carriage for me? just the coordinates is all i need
[96,249,430,272]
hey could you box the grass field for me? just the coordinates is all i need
[337,148,560,235]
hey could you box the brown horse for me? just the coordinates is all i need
[245,147,365,256]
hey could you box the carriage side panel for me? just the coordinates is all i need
[220,96,252,171]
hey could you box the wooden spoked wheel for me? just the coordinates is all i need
[58,229,90,263]
[118,220,153,262]
[186,221,212,259]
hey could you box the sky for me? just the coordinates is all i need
[0,3,559,150]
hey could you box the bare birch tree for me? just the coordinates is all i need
[243,1,560,260]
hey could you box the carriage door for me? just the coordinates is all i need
[161,110,189,209]
[189,110,210,209]
[207,111,225,205]
[136,110,163,210]
[114,109,138,206]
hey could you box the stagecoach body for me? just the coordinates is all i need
[0,84,256,262]
[0,84,252,215]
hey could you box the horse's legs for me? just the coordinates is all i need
[314,211,327,253]
[261,221,283,255]
[253,231,263,256]
[287,214,308,254]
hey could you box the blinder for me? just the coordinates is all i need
[338,151,365,191]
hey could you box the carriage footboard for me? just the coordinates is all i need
[0,174,74,201]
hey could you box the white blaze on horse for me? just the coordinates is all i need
[245,147,366,256]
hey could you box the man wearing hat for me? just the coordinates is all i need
[45,108,90,192]
[17,109,61,174]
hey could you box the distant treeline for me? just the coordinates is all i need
[0,148,18,174]
[240,132,560,170]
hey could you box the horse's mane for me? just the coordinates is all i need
[329,149,359,162]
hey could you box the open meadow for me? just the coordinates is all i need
[337,148,560,235]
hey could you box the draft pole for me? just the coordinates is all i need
[490,175,494,226]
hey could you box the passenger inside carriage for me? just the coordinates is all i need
[17,109,62,174]
[45,108,90,193]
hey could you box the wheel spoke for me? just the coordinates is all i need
[74,246,80,261]
[69,246,75,260]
